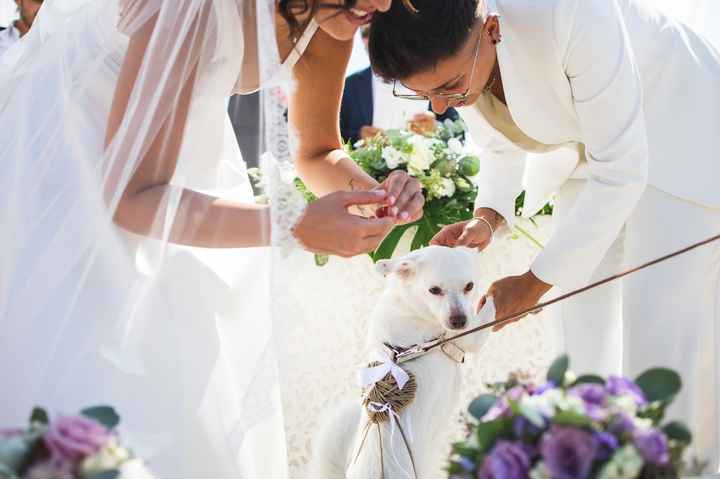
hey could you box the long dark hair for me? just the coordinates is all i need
[369,0,478,81]
[278,0,356,40]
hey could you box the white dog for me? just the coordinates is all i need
[310,245,495,479]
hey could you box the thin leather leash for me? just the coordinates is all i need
[395,232,720,365]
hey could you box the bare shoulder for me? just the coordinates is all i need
[295,26,353,75]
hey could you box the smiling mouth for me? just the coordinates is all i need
[345,8,374,25]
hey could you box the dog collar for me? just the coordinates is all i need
[384,336,465,365]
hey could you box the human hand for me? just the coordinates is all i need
[360,125,384,140]
[479,270,552,332]
[293,190,395,257]
[430,219,493,250]
[376,170,424,223]
[408,112,437,135]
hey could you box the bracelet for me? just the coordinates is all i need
[472,216,495,237]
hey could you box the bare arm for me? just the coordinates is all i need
[106,5,270,248]
[290,28,379,195]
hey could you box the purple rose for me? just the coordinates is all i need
[570,384,608,421]
[540,426,598,479]
[478,441,531,479]
[43,415,112,466]
[634,428,670,465]
[606,376,647,406]
[24,461,73,479]
[594,431,619,462]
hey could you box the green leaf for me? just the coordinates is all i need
[0,436,30,471]
[410,216,437,251]
[314,254,329,266]
[85,471,121,479]
[29,407,49,426]
[553,410,592,427]
[635,368,682,404]
[547,354,570,387]
[0,463,18,479]
[573,375,606,386]
[475,419,512,453]
[81,406,120,430]
[468,394,498,421]
[371,223,414,262]
[663,421,692,444]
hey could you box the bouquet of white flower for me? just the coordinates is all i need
[0,406,155,479]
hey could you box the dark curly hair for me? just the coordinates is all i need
[368,0,479,81]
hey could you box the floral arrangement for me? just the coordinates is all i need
[449,355,702,479]
[0,406,154,479]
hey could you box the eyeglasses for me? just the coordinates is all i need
[392,28,483,102]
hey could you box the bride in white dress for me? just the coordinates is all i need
[0,0,431,477]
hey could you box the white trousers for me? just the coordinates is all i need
[551,181,720,470]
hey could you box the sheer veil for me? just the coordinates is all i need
[0,0,289,476]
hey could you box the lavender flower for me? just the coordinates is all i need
[478,441,531,479]
[633,428,670,465]
[606,377,647,407]
[484,387,525,421]
[43,415,112,466]
[594,431,620,462]
[570,384,609,421]
[540,426,598,479]
[608,412,636,436]
[513,416,542,439]
[530,381,556,396]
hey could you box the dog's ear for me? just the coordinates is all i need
[375,258,416,279]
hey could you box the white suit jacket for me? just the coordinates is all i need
[474,0,720,291]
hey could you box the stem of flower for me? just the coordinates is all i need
[513,224,545,250]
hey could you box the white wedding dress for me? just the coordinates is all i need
[0,1,302,477]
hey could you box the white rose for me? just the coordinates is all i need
[118,459,157,479]
[408,137,434,172]
[597,445,644,479]
[381,146,406,169]
[430,177,456,198]
[81,439,132,475]
[447,137,464,155]
[520,394,555,419]
[609,395,638,416]
[530,462,552,479]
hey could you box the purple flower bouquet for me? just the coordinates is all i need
[0,406,154,479]
[448,355,700,479]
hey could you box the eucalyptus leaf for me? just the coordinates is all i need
[635,368,681,404]
[468,394,498,421]
[663,421,692,444]
[29,407,49,426]
[0,436,30,471]
[0,464,18,479]
[313,254,329,267]
[81,406,120,430]
[573,375,606,386]
[85,470,121,479]
[547,354,570,387]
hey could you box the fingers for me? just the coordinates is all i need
[338,189,388,207]
[403,192,425,223]
[431,223,464,247]
[394,181,423,221]
[383,171,408,211]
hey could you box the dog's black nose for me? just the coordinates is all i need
[448,313,467,329]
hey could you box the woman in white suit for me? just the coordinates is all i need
[369,0,720,468]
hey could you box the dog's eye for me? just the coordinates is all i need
[428,286,443,296]
[464,282,474,293]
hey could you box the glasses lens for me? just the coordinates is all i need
[393,82,427,100]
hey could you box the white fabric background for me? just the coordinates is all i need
[0,0,15,26]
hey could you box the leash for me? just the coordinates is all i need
[396,232,720,365]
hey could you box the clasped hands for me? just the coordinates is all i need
[431,210,552,331]
[293,170,424,257]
